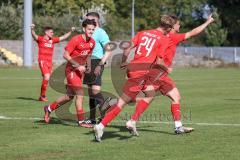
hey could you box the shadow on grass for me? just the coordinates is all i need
[108,124,175,135]
[17,97,39,102]
[34,117,65,125]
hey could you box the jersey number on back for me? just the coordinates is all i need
[137,36,156,57]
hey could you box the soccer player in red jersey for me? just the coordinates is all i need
[93,15,175,142]
[128,14,215,134]
[43,19,96,128]
[31,24,75,102]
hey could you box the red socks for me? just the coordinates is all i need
[40,79,48,97]
[49,101,59,111]
[101,105,122,126]
[171,103,181,121]
[131,100,150,121]
[76,108,85,121]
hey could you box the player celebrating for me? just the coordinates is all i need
[127,14,215,134]
[31,24,75,102]
[93,15,175,142]
[43,19,96,128]
[83,12,112,125]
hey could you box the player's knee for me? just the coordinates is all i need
[91,85,101,95]
[75,95,83,100]
[173,94,181,103]
[43,74,50,80]
[92,89,100,95]
[66,95,74,100]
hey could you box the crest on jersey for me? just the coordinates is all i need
[90,42,94,48]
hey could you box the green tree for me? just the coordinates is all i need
[208,0,240,46]
[0,4,23,39]
[204,11,227,46]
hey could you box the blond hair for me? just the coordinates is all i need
[159,15,175,30]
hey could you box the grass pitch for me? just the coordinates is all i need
[0,67,240,160]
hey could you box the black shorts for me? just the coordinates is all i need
[83,59,104,86]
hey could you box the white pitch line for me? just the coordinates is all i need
[0,77,40,80]
[135,121,240,126]
[0,116,41,120]
[1,116,240,127]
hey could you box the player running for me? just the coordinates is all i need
[31,24,75,102]
[43,19,96,128]
[126,14,215,135]
[93,15,175,142]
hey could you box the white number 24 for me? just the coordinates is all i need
[137,36,156,57]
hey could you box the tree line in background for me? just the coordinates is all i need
[0,0,239,46]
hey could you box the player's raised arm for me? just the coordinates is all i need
[30,24,38,41]
[185,14,214,39]
[59,27,76,41]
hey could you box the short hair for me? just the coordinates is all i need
[159,15,175,30]
[169,14,179,24]
[86,12,100,19]
[44,26,53,32]
[82,19,97,28]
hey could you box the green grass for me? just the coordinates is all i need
[0,67,240,160]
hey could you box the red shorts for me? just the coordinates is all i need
[158,76,176,95]
[38,60,52,76]
[122,76,145,101]
[145,65,168,90]
[123,65,169,100]
[66,69,83,90]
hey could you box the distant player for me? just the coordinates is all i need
[83,12,112,125]
[127,14,215,134]
[93,15,175,142]
[43,19,96,128]
[31,24,75,101]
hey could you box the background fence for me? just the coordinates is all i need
[1,40,240,65]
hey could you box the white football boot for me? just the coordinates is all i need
[175,126,194,134]
[126,120,139,136]
[94,124,104,142]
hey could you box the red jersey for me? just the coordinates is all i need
[163,33,185,67]
[127,29,169,77]
[65,35,95,71]
[37,36,60,62]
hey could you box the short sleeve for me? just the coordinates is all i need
[65,36,77,54]
[99,29,110,47]
[52,37,60,43]
[131,32,141,47]
[171,33,185,45]
[37,36,44,42]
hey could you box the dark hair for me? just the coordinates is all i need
[44,26,53,32]
[169,14,179,24]
[86,12,100,19]
[82,19,97,28]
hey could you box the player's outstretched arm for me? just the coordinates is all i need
[59,27,75,41]
[185,14,214,39]
[30,24,38,41]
